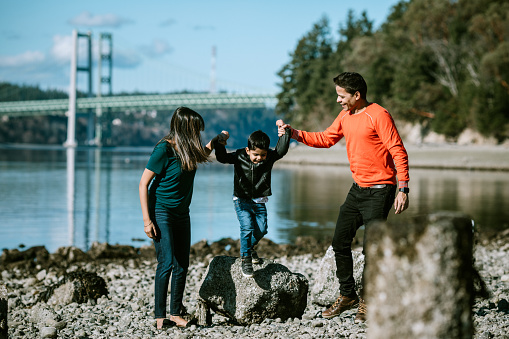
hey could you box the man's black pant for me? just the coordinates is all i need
[332,183,396,297]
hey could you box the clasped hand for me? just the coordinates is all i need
[216,130,229,145]
[277,119,291,137]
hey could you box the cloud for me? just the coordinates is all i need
[50,34,74,64]
[0,50,66,89]
[0,50,45,67]
[68,11,134,28]
[140,39,173,58]
[160,18,176,27]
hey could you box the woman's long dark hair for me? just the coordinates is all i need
[161,106,209,171]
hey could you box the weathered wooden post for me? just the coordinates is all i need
[0,282,7,339]
[196,299,212,326]
[365,211,474,339]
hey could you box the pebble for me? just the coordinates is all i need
[40,327,57,338]
[3,243,509,338]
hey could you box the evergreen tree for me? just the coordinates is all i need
[276,17,335,130]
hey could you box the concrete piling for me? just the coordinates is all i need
[365,211,474,339]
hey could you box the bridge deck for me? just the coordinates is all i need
[0,93,277,117]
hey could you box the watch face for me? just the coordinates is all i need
[399,187,409,193]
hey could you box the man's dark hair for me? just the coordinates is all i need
[333,72,367,99]
[247,130,270,151]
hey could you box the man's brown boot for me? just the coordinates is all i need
[354,298,367,323]
[322,294,359,319]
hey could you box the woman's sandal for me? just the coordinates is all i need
[174,317,198,328]
[155,319,176,330]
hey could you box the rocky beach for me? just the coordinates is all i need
[1,230,508,339]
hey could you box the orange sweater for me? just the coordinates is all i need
[296,103,409,187]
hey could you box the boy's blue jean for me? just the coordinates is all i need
[152,206,190,318]
[233,198,268,257]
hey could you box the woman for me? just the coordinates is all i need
[139,106,214,329]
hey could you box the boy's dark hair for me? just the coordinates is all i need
[247,130,270,151]
[333,72,367,99]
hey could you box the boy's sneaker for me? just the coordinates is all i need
[251,250,262,264]
[241,256,254,277]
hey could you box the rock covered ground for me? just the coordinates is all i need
[1,233,508,339]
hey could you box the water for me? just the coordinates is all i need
[1,147,508,253]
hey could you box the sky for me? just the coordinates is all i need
[0,0,400,95]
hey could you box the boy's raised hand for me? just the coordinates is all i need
[218,130,229,145]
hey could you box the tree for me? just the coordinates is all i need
[277,12,375,130]
[276,17,335,130]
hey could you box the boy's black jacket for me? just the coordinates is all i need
[213,128,291,199]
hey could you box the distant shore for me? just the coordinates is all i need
[2,142,509,171]
[276,143,509,171]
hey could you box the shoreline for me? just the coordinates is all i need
[2,142,509,171]
[276,143,509,172]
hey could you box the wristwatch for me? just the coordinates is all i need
[399,187,410,194]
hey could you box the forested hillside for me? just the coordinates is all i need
[276,0,509,142]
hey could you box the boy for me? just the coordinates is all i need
[212,120,291,277]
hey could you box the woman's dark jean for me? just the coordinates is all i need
[332,183,396,298]
[152,206,191,318]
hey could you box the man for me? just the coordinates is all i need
[279,72,409,323]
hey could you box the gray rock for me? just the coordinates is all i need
[0,271,10,281]
[118,312,132,330]
[46,271,108,305]
[311,246,364,306]
[36,269,47,281]
[23,277,37,288]
[40,326,57,338]
[53,321,67,331]
[198,256,308,325]
[29,304,59,327]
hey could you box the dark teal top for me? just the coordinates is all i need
[146,141,196,214]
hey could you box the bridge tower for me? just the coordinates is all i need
[65,30,93,147]
[95,33,113,146]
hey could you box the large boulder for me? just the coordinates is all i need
[311,246,364,306]
[198,256,308,325]
[43,270,108,305]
